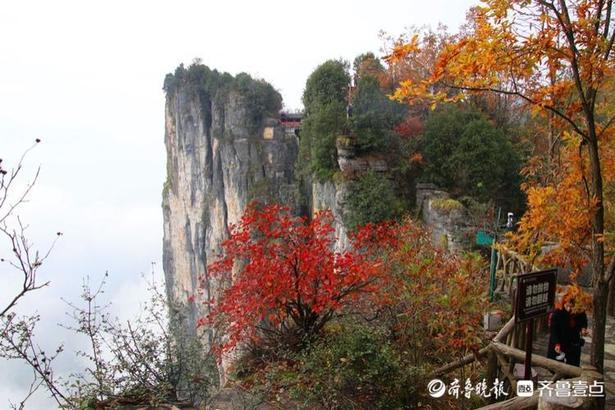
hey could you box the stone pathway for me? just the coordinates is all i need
[532,314,615,408]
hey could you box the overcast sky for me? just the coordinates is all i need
[0,0,477,407]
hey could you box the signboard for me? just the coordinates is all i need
[476,230,494,247]
[514,268,557,323]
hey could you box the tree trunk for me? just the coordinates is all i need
[591,284,608,373]
[608,275,615,317]
[587,137,606,374]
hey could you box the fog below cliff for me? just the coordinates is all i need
[0,0,475,407]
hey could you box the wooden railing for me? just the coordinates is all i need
[430,244,605,408]
[430,316,603,409]
[493,244,531,297]
[491,246,551,348]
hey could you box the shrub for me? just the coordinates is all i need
[0,275,216,408]
[344,170,405,230]
[234,321,426,409]
[204,202,391,354]
[293,322,424,409]
[384,220,488,366]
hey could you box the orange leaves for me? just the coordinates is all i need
[382,27,455,108]
[388,0,615,129]
[389,0,615,289]
[561,283,593,313]
[383,218,488,358]
[510,131,607,278]
[387,34,420,63]
[409,152,424,165]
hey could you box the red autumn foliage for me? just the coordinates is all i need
[393,116,424,140]
[202,202,392,353]
[384,218,486,360]
[202,202,487,363]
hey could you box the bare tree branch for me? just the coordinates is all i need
[1,141,61,318]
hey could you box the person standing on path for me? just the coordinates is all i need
[547,294,588,366]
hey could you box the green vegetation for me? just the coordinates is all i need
[301,101,347,181]
[245,321,424,409]
[233,72,282,128]
[421,104,524,212]
[299,60,350,181]
[294,322,422,408]
[431,197,464,214]
[163,63,281,134]
[350,71,406,154]
[344,170,404,230]
[299,55,407,182]
[302,60,349,108]
[352,52,384,78]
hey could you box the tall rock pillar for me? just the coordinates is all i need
[161,65,298,381]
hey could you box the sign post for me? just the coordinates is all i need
[524,319,534,380]
[514,268,557,380]
[488,209,501,302]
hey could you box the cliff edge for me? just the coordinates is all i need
[162,64,298,379]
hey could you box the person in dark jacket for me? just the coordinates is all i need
[547,296,588,366]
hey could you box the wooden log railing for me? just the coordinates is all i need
[430,315,516,378]
[493,244,534,298]
[429,316,602,409]
[489,341,581,379]
[478,364,603,410]
[491,248,551,350]
[429,247,604,409]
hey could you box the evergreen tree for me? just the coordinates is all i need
[421,104,523,212]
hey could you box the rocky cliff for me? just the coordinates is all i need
[161,65,298,364]
[162,64,401,386]
[416,183,470,252]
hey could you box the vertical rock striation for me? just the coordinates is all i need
[162,64,397,385]
[311,180,350,252]
[161,65,298,378]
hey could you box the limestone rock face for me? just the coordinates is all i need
[311,180,349,252]
[336,135,388,178]
[162,67,298,379]
[416,183,469,253]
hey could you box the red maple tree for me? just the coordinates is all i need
[202,202,392,353]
